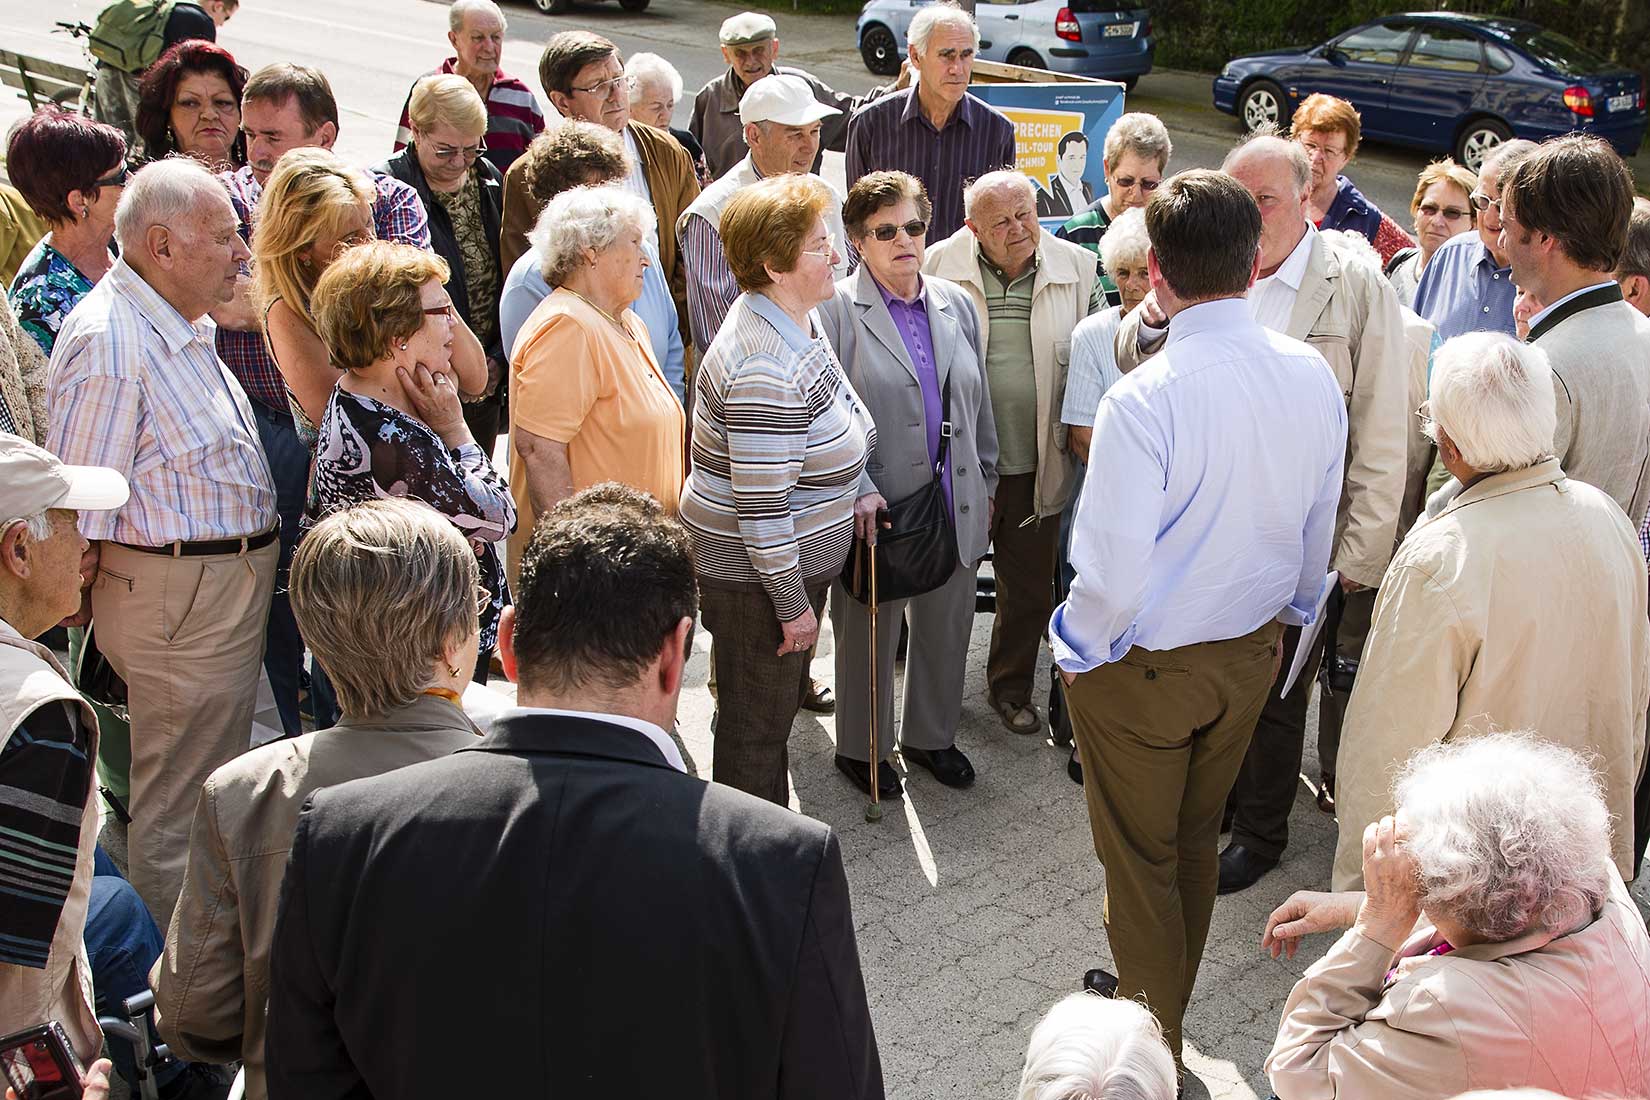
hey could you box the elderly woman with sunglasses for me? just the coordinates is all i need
[815,170,997,798]
[1385,160,1478,307]
[378,74,507,457]
[1054,111,1172,305]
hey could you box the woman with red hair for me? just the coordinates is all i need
[134,39,247,169]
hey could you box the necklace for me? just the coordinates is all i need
[563,288,635,339]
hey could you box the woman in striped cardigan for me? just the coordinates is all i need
[678,174,876,806]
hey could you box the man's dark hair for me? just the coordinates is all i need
[243,63,339,134]
[513,483,697,693]
[1144,168,1261,302]
[538,31,619,97]
[1057,131,1087,157]
[1501,134,1634,273]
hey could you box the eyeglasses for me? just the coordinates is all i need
[1469,191,1501,214]
[1297,139,1348,161]
[1112,175,1160,192]
[93,165,130,188]
[869,219,928,242]
[569,73,633,98]
[422,302,456,319]
[1415,400,1433,432]
[799,235,838,261]
[1418,203,1471,222]
[429,140,487,162]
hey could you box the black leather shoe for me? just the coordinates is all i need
[902,745,975,788]
[802,679,835,713]
[834,754,902,798]
[1217,843,1279,895]
[1082,967,1119,997]
[1066,746,1083,786]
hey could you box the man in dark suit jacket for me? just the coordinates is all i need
[265,485,884,1100]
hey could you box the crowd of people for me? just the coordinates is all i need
[3,0,1650,1096]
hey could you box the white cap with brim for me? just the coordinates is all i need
[739,74,841,128]
[0,432,130,522]
[720,11,778,45]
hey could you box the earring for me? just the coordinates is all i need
[398,342,409,350]
[446,663,460,678]
[166,125,177,146]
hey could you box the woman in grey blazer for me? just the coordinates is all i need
[816,171,999,797]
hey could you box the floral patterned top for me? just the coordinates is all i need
[431,173,499,346]
[8,239,95,356]
[308,387,516,652]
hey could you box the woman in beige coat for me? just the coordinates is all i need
[1262,733,1650,1100]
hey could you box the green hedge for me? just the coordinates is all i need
[1153,1,1649,82]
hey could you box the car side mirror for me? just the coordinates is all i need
[1324,46,1348,66]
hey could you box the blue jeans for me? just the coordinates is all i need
[250,398,338,736]
[86,848,187,1090]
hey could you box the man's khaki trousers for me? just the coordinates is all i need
[1068,621,1283,1062]
[92,540,277,924]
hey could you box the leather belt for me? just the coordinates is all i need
[118,526,279,558]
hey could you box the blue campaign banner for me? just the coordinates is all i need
[970,82,1127,229]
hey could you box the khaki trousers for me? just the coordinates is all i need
[987,472,1059,707]
[1068,621,1283,1062]
[92,540,278,924]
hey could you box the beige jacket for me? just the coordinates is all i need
[1333,458,1650,888]
[924,227,1098,518]
[1117,230,1409,587]
[0,622,102,1062]
[1396,306,1438,545]
[1267,874,1650,1099]
[152,694,480,1100]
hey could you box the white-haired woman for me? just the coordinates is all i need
[507,183,684,583]
[1016,993,1177,1100]
[1330,331,1649,889]
[625,53,710,187]
[1264,733,1650,1099]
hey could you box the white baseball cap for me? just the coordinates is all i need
[738,74,841,128]
[0,433,129,523]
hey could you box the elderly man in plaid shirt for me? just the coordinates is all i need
[212,62,432,738]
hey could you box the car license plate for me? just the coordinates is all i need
[1104,22,1136,37]
[1608,93,1635,112]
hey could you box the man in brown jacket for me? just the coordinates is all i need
[152,501,483,1100]
[499,32,699,343]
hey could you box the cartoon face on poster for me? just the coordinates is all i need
[969,83,1126,229]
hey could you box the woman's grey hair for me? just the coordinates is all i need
[626,53,683,104]
[449,0,505,33]
[963,169,1034,220]
[1016,993,1177,1100]
[530,183,658,287]
[1098,207,1149,279]
[1102,112,1173,173]
[113,157,223,254]
[909,1,980,54]
[1224,128,1311,196]
[1425,331,1555,473]
[289,498,481,719]
[1395,732,1614,944]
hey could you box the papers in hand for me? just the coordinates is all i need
[1280,572,1337,698]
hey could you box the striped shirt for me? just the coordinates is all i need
[395,60,546,174]
[46,260,277,544]
[1061,305,1124,428]
[217,165,433,411]
[845,90,1017,241]
[678,293,875,622]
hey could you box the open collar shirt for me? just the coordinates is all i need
[45,259,276,544]
[1411,230,1516,340]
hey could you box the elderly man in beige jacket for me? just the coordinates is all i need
[1113,133,1409,892]
[925,169,1100,736]
[1332,332,1649,889]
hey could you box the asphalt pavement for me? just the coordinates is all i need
[5,0,1649,1096]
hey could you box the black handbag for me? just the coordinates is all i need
[841,375,957,604]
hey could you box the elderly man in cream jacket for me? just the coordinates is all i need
[1332,332,1649,889]
[924,170,1100,736]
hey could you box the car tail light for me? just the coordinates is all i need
[1141,17,1152,37]
[1639,88,1646,111]
[1563,85,1595,116]
[1055,8,1081,41]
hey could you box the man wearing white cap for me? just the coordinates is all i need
[690,10,900,179]
[678,73,852,358]
[0,432,128,1068]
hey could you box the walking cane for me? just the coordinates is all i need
[864,537,883,823]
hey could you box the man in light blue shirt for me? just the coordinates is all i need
[1411,139,1536,341]
[1048,169,1346,1068]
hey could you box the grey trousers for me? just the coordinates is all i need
[830,561,977,763]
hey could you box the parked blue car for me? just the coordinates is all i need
[857,0,1153,85]
[1213,13,1646,171]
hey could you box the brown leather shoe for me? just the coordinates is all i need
[991,696,1041,735]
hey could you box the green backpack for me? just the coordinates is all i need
[88,0,178,74]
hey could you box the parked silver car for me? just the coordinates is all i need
[856,0,1153,84]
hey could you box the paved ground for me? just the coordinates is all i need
[6,0,1649,1094]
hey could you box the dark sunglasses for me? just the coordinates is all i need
[92,165,130,188]
[1112,175,1160,192]
[869,219,928,242]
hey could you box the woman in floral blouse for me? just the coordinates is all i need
[307,241,512,679]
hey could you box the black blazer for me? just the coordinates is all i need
[375,146,505,364]
[265,712,884,1100]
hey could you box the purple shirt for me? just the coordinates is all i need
[875,277,953,514]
